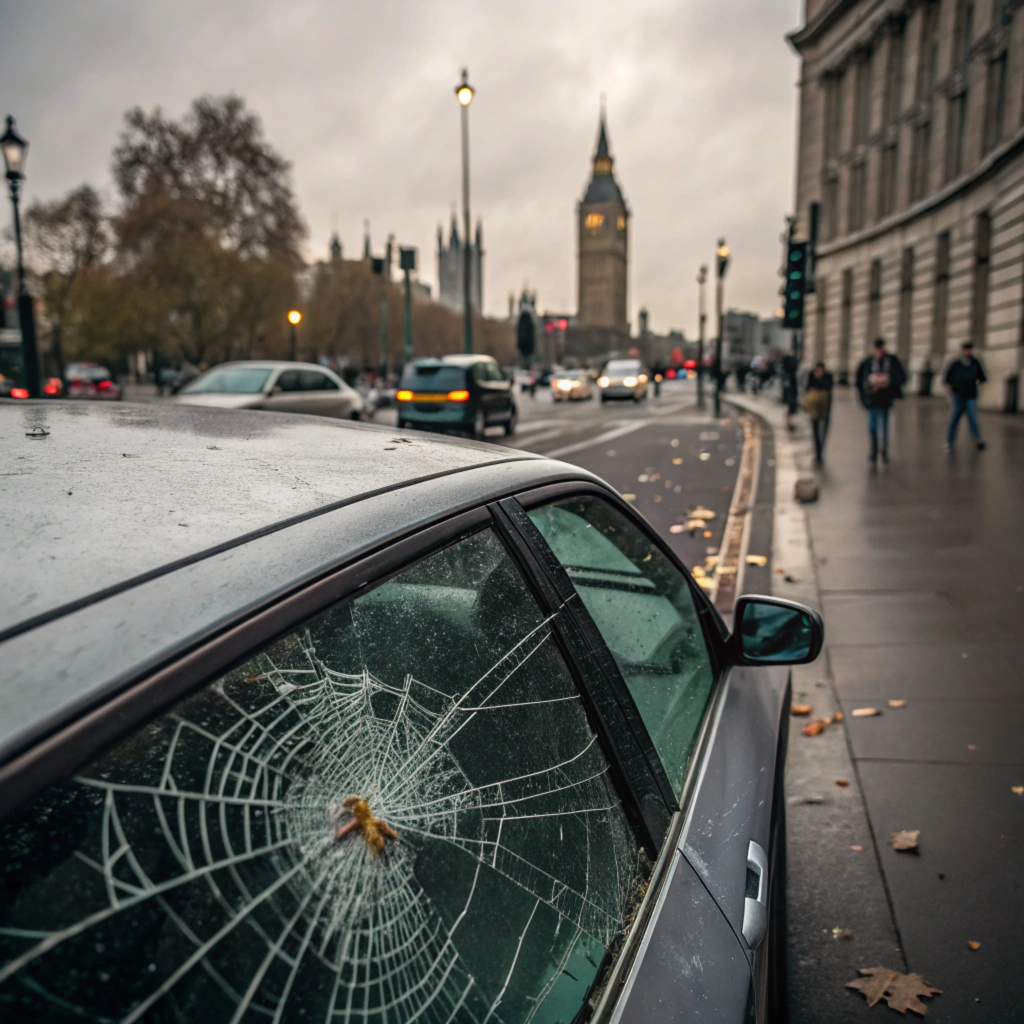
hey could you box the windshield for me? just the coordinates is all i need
[399,364,468,392]
[66,364,112,382]
[605,360,641,375]
[182,366,273,394]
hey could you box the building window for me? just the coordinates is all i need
[820,73,843,241]
[952,2,974,70]
[814,276,828,364]
[971,212,991,346]
[878,145,899,219]
[898,248,914,362]
[931,232,951,362]
[984,52,1008,153]
[840,268,854,374]
[946,90,968,180]
[867,259,883,346]
[849,161,867,232]
[877,21,905,219]
[847,53,873,232]
[910,122,932,202]
[916,0,941,99]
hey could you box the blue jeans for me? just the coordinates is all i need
[947,394,980,444]
[868,407,889,459]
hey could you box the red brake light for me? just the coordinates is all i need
[98,379,113,389]
[447,390,470,402]
[43,383,59,395]
[10,387,29,399]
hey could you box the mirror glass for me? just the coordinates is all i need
[739,600,813,663]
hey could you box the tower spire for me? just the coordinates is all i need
[593,99,612,173]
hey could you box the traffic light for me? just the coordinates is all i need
[783,241,807,329]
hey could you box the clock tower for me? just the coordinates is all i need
[577,107,629,329]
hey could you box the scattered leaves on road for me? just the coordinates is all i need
[836,778,850,787]
[968,941,981,951]
[852,707,881,717]
[888,699,908,708]
[802,714,838,736]
[745,554,768,566]
[890,830,920,851]
[791,704,813,716]
[846,967,941,1015]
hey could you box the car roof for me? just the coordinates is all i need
[202,361,336,371]
[409,354,497,367]
[0,400,536,638]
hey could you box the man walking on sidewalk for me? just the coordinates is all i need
[803,362,833,463]
[856,338,906,464]
[944,342,987,451]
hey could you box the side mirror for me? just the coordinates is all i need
[269,385,283,395]
[729,595,823,666]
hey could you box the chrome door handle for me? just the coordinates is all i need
[741,840,768,949]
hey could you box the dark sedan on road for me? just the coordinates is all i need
[0,401,820,1023]
[396,354,516,438]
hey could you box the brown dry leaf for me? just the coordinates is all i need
[672,457,683,465]
[774,567,786,574]
[652,494,662,503]
[890,830,920,851]
[850,844,864,852]
[834,711,844,722]
[888,699,908,709]
[1011,786,1023,796]
[791,704,813,716]
[692,566,706,578]
[745,554,768,566]
[836,778,850,787]
[802,719,827,736]
[703,530,713,538]
[622,493,636,501]
[686,519,707,531]
[704,556,720,568]
[846,967,941,1015]
[968,941,981,951]
[852,707,881,718]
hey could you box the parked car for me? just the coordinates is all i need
[597,358,649,402]
[0,400,820,1022]
[396,354,516,438]
[64,362,123,400]
[551,368,593,401]
[172,361,364,419]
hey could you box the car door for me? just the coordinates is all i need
[0,521,669,1023]
[263,367,307,412]
[500,488,777,1020]
[487,361,514,418]
[297,368,349,417]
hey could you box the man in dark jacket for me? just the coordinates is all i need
[944,341,987,451]
[855,338,907,463]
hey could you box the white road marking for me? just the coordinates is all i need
[542,421,649,459]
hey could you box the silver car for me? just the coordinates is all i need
[173,361,364,419]
[597,358,649,402]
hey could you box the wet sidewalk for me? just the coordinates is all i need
[733,388,1024,1022]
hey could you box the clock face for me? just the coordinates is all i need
[584,212,605,229]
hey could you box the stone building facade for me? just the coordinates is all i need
[790,0,1024,409]
[437,215,483,316]
[578,112,630,331]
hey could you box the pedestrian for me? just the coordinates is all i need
[855,338,907,464]
[803,362,833,463]
[944,341,986,451]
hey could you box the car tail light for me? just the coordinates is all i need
[447,390,470,402]
[396,390,413,401]
[98,379,113,389]
[10,387,29,399]
[43,383,59,395]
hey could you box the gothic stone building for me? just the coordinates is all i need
[790,0,1024,409]
[578,112,630,331]
[437,215,483,316]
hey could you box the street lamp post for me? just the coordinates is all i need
[400,247,416,365]
[455,69,474,354]
[696,264,707,409]
[287,309,302,361]
[1,116,41,398]
[714,239,730,419]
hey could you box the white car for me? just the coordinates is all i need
[551,370,593,401]
[173,361,364,420]
[597,359,649,402]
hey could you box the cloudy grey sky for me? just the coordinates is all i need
[0,0,802,333]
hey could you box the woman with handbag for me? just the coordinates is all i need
[803,362,833,463]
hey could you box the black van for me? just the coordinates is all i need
[396,355,516,438]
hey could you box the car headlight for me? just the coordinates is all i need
[556,380,572,391]
[638,374,648,384]
[597,376,609,387]
[623,376,638,387]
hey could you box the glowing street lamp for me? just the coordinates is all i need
[455,69,475,353]
[287,309,302,360]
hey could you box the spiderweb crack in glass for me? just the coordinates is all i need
[1,615,641,1022]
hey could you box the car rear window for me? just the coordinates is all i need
[605,361,641,375]
[182,367,273,394]
[400,364,468,392]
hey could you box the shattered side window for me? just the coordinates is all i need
[0,527,647,1023]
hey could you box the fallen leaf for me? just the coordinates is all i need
[846,967,941,1015]
[888,699,908,708]
[745,554,768,566]
[670,438,680,447]
[1012,786,1024,796]
[690,506,716,520]
[968,744,976,751]
[802,719,827,736]
[718,565,737,575]
[691,566,706,578]
[890,830,920,851]
[637,474,649,483]
[650,473,661,482]
[704,556,720,568]
[695,577,714,591]
[832,927,855,940]
[791,704,813,716]
[669,524,685,534]
[834,711,844,721]
[836,778,850,787]
[672,457,683,465]
[774,567,786,574]
[803,794,825,804]
[852,707,881,717]
[653,495,662,503]
[686,519,707,531]
[850,845,864,852]
[699,453,711,461]
[706,546,718,554]
[622,494,636,501]
[968,941,981,951]
[703,530,713,538]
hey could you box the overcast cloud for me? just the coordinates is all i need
[0,0,802,333]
